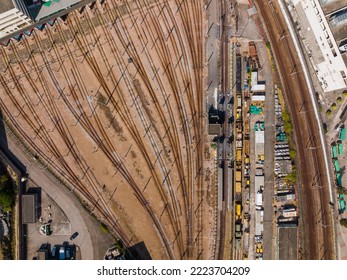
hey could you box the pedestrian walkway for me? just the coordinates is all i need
[336,224,347,259]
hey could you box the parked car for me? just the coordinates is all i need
[51,246,57,257]
[70,232,79,241]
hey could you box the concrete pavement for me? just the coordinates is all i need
[0,124,112,259]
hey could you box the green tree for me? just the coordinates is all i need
[0,174,14,211]
[340,218,347,228]
[285,171,297,184]
[289,149,296,159]
[282,111,293,133]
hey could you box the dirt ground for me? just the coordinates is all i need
[0,0,214,259]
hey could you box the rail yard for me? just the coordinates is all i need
[254,0,335,259]
[0,0,345,261]
[0,0,209,260]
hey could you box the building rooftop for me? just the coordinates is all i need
[331,7,347,27]
[255,176,264,192]
[0,0,15,14]
[255,131,265,144]
[8,0,82,22]
[251,84,266,92]
[292,0,347,92]
[255,211,264,236]
[22,194,36,224]
[278,226,298,260]
[0,8,32,39]
[208,124,221,135]
[35,0,81,21]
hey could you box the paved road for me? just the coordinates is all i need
[0,126,98,259]
[206,0,220,103]
[258,41,275,260]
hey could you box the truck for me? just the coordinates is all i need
[235,223,242,239]
[236,122,243,133]
[236,108,242,120]
[245,177,250,188]
[236,203,242,218]
[59,247,65,260]
[256,242,263,255]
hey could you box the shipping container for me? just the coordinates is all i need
[237,96,242,108]
[339,143,344,155]
[282,211,298,218]
[245,120,250,135]
[244,140,250,155]
[340,127,345,140]
[236,149,242,162]
[235,182,242,193]
[256,191,263,206]
[236,171,242,182]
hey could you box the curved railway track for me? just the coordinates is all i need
[0,0,207,260]
[254,0,334,259]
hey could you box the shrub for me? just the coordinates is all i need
[285,171,297,184]
[0,175,14,211]
[100,223,109,234]
[340,218,347,228]
[331,103,337,110]
[326,109,332,116]
[337,97,343,104]
[289,149,296,159]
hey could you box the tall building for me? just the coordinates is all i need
[13,0,82,22]
[0,1,32,39]
[0,0,82,40]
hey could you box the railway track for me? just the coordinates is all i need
[0,0,206,260]
[12,35,135,244]
[217,0,230,260]
[58,10,179,258]
[254,0,334,259]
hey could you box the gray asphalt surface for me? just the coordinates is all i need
[278,226,298,260]
[257,42,275,260]
[1,127,94,260]
[206,0,219,103]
